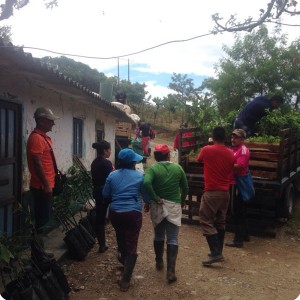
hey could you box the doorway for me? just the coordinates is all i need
[0,99,22,236]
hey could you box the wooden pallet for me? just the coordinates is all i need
[116,122,131,139]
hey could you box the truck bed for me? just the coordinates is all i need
[179,128,300,235]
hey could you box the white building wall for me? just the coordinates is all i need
[22,95,117,191]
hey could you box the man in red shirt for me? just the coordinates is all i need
[173,123,193,155]
[27,107,59,230]
[196,126,235,266]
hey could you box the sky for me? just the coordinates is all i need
[1,0,299,98]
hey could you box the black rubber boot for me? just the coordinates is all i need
[225,240,243,247]
[97,225,108,253]
[244,221,250,241]
[167,244,178,283]
[116,233,126,265]
[119,253,137,292]
[225,224,244,248]
[202,234,224,267]
[208,229,225,257]
[217,229,225,254]
[154,240,164,271]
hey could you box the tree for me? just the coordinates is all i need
[40,56,107,93]
[279,38,300,108]
[152,97,163,124]
[0,25,11,43]
[0,0,57,21]
[168,73,195,122]
[201,25,299,116]
[163,94,179,125]
[212,0,299,33]
[41,56,148,111]
[118,80,147,114]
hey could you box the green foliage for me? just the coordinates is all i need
[193,93,236,136]
[0,241,14,264]
[119,80,147,111]
[247,135,281,144]
[41,56,107,93]
[40,56,148,114]
[202,25,300,116]
[168,73,195,122]
[0,0,58,21]
[0,25,12,43]
[256,107,300,136]
[54,164,93,217]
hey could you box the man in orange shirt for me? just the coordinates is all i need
[27,107,59,229]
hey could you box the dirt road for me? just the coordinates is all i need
[64,137,300,300]
[65,216,300,300]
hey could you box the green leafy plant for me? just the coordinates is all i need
[0,242,14,265]
[247,134,281,144]
[257,107,300,137]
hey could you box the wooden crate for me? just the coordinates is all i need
[246,128,299,181]
[116,122,131,139]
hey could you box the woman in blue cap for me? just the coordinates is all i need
[102,148,149,292]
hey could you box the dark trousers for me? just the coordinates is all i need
[232,190,248,242]
[30,187,52,229]
[110,210,142,255]
[233,119,254,138]
[96,200,109,225]
[93,188,109,246]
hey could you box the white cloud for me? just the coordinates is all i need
[1,0,299,83]
[145,81,173,99]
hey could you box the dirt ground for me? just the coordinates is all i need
[64,216,300,300]
[64,138,300,300]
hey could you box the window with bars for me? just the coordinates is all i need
[73,118,83,157]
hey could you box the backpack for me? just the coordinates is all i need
[149,128,156,140]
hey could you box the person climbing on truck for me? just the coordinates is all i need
[234,95,284,137]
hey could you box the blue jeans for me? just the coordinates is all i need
[154,218,179,245]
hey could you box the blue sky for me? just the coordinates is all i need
[2,0,299,98]
[103,63,207,98]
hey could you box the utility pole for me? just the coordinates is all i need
[117,57,120,86]
[128,58,130,82]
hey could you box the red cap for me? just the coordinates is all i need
[154,144,170,154]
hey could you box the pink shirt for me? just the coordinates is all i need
[232,144,250,176]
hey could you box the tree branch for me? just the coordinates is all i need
[212,0,299,32]
[0,0,16,21]
[0,0,57,21]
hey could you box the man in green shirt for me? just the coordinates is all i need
[144,144,188,284]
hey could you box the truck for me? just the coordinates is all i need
[178,127,300,236]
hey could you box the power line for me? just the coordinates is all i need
[0,31,215,60]
[0,21,299,60]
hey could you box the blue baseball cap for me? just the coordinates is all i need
[118,148,143,164]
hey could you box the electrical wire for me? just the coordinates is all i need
[0,31,215,60]
[0,20,299,60]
